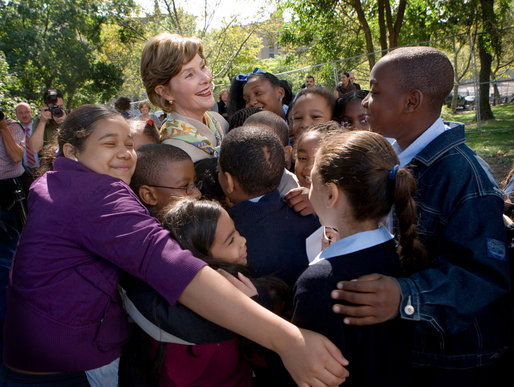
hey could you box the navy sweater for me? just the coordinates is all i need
[229,190,320,288]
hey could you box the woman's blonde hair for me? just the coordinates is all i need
[141,33,205,113]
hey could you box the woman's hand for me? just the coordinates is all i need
[276,327,349,386]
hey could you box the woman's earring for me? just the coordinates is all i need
[169,100,174,107]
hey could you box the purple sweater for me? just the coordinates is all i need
[3,158,206,372]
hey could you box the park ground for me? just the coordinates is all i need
[442,103,514,187]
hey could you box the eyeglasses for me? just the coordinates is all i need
[147,181,203,195]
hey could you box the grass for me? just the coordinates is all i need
[442,103,514,186]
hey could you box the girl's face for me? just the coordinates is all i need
[158,54,214,121]
[71,116,136,185]
[308,160,330,225]
[340,99,369,131]
[209,209,248,265]
[291,94,332,140]
[243,77,284,118]
[295,131,322,188]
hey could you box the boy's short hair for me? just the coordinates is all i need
[384,46,454,108]
[244,110,289,146]
[219,126,285,197]
[227,107,262,131]
[130,143,191,194]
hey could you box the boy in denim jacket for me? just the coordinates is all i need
[331,46,511,386]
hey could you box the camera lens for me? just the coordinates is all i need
[51,106,64,118]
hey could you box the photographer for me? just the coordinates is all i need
[28,88,66,154]
[0,107,27,233]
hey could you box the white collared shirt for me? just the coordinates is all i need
[396,118,448,166]
[310,226,394,265]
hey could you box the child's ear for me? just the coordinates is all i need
[326,183,339,208]
[62,143,77,161]
[223,172,235,194]
[284,145,293,165]
[404,89,423,113]
[138,185,159,207]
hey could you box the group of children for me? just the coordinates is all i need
[3,43,511,387]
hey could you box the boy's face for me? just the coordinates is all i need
[362,60,408,139]
[152,159,201,210]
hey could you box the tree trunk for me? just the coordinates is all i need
[377,0,388,53]
[353,0,376,71]
[477,0,495,120]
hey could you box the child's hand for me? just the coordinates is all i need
[284,186,314,216]
[217,269,258,297]
[322,227,340,250]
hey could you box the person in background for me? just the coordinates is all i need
[114,96,133,119]
[331,46,510,386]
[135,101,160,126]
[348,72,361,90]
[242,71,291,121]
[305,75,316,88]
[29,88,66,155]
[217,89,229,120]
[335,72,356,98]
[141,33,228,163]
[15,102,38,170]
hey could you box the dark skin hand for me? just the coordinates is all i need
[284,186,314,216]
[331,273,401,326]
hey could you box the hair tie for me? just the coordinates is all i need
[388,164,400,181]
[146,119,153,126]
[235,68,266,82]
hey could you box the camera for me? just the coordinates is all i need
[43,89,64,119]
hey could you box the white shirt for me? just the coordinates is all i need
[394,117,448,167]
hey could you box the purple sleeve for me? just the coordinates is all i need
[81,182,207,305]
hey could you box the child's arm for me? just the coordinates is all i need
[179,265,350,386]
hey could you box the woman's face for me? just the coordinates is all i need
[291,94,332,141]
[139,104,150,116]
[220,91,229,103]
[209,209,248,265]
[159,54,214,121]
[341,73,349,86]
[72,116,136,185]
[243,77,284,118]
[295,131,322,188]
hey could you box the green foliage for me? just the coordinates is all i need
[0,51,21,116]
[0,0,136,107]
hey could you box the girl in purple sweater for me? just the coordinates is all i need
[3,104,348,386]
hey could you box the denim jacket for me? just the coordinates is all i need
[396,124,511,369]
